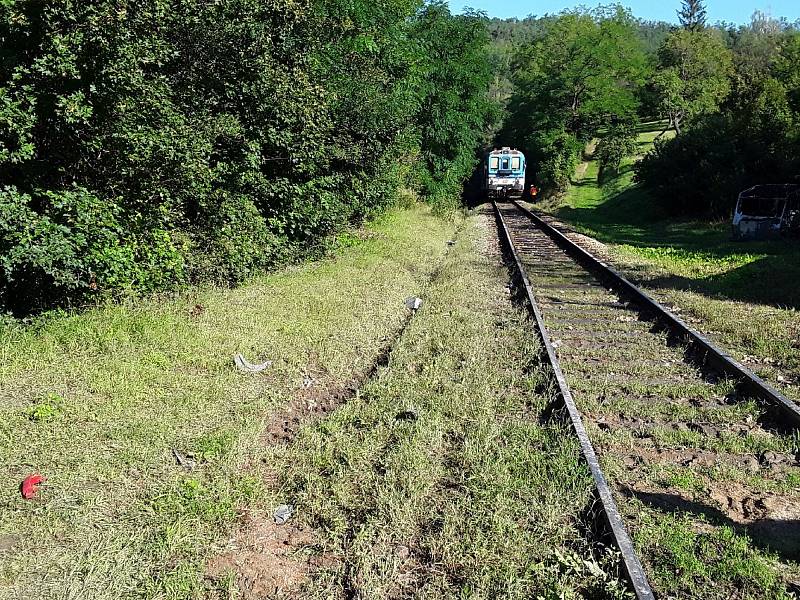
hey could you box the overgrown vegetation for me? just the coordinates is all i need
[280,211,631,598]
[497,2,800,219]
[0,205,459,598]
[0,0,495,314]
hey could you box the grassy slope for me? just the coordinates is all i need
[0,205,457,599]
[538,123,800,401]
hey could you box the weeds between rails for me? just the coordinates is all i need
[495,200,800,600]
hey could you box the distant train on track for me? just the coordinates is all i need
[483,147,526,199]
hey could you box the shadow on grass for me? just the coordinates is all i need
[624,487,800,564]
[553,180,800,309]
[635,120,669,134]
[640,256,800,309]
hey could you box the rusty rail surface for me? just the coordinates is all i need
[492,200,656,600]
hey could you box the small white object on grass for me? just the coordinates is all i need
[234,353,272,373]
[405,297,423,311]
[274,504,294,525]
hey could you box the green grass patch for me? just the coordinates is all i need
[0,204,458,599]
[632,507,793,599]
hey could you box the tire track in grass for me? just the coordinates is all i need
[204,222,466,598]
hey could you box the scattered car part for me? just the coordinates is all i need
[234,353,272,373]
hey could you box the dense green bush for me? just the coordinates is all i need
[637,31,800,216]
[0,0,495,313]
[0,186,185,309]
[412,3,497,212]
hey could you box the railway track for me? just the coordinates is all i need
[493,200,800,599]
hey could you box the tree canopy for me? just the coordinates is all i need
[678,0,708,32]
[652,28,733,134]
[501,7,647,190]
[0,0,496,314]
[493,5,800,219]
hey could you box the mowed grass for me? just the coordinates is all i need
[0,205,458,599]
[536,122,800,398]
[274,210,631,598]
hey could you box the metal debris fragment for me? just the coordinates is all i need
[274,504,294,525]
[405,297,423,311]
[234,353,272,373]
[172,448,196,470]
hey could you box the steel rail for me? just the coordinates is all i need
[492,200,656,600]
[510,200,800,428]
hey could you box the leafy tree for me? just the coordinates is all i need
[502,6,647,191]
[637,31,800,217]
[411,3,498,211]
[596,123,638,177]
[678,0,707,32]
[0,0,496,314]
[652,29,733,134]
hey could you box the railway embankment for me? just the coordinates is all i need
[0,205,457,597]
[0,205,631,598]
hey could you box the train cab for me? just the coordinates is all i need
[484,147,526,199]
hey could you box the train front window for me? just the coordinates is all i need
[501,158,510,170]
[489,157,499,171]
[511,157,521,171]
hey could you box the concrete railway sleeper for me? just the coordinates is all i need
[493,200,800,599]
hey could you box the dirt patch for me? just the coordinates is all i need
[624,476,800,560]
[616,447,763,475]
[206,513,327,598]
[205,365,362,592]
[711,485,800,523]
[710,485,800,559]
[265,376,357,445]
[0,534,19,553]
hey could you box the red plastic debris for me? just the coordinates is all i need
[21,474,45,499]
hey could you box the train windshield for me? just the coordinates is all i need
[501,158,510,170]
[489,157,499,171]
[511,157,521,171]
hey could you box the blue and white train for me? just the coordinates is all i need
[483,147,526,199]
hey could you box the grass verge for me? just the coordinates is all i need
[261,208,631,598]
[0,204,457,599]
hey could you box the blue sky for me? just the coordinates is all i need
[447,1,800,24]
